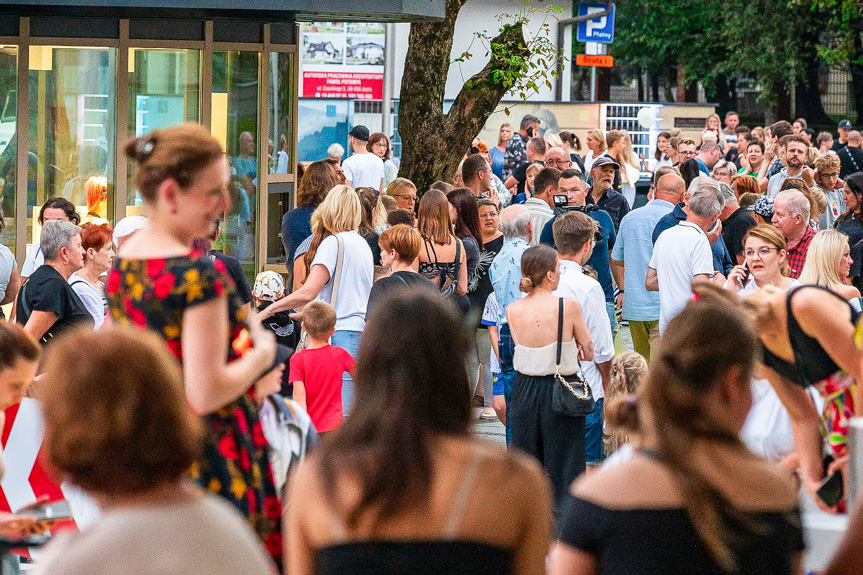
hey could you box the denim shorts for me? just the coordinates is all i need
[492,371,503,395]
[584,397,605,465]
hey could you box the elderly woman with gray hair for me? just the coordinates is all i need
[16,220,93,344]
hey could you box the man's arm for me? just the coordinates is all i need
[597,359,612,395]
[610,258,625,310]
[645,267,658,291]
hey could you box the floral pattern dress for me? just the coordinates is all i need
[106,251,282,567]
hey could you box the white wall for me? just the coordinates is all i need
[391,0,573,102]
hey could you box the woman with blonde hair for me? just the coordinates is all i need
[583,128,607,173]
[282,160,339,262]
[260,184,373,412]
[701,112,728,149]
[417,190,468,306]
[544,131,564,150]
[603,351,648,457]
[725,225,797,293]
[798,230,860,301]
[490,123,511,180]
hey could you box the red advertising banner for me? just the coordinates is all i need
[302,71,383,99]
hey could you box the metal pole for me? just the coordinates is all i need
[590,67,596,102]
[382,23,396,138]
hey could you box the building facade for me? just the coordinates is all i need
[0,1,442,278]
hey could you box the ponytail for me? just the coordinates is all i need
[644,288,762,571]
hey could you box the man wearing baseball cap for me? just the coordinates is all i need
[586,155,630,232]
[834,119,853,152]
[341,125,384,191]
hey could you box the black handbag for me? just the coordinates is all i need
[551,297,596,417]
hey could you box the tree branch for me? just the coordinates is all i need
[444,22,530,148]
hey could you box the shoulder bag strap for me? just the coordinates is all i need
[454,238,461,275]
[329,234,345,311]
[556,297,563,368]
[18,279,30,318]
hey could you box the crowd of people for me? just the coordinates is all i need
[0,113,861,574]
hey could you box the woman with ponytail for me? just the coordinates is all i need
[552,285,803,575]
[505,245,594,508]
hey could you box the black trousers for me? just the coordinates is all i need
[510,372,587,508]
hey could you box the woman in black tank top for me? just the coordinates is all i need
[697,283,861,510]
[286,290,552,575]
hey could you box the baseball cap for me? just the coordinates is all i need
[590,156,620,170]
[838,119,853,129]
[747,196,774,219]
[348,125,370,141]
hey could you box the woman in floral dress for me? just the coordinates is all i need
[106,124,283,567]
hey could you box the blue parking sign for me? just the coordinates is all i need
[576,2,615,44]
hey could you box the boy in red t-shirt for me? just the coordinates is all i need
[288,301,355,434]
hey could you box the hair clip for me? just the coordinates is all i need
[691,292,700,301]
[136,135,156,159]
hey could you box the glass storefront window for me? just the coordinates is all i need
[213,50,259,279]
[0,46,17,254]
[267,51,295,264]
[268,52,292,175]
[127,48,201,207]
[28,46,116,245]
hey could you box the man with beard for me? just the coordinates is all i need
[767,135,808,198]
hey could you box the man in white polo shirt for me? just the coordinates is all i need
[341,125,384,191]
[647,177,726,333]
[552,211,614,468]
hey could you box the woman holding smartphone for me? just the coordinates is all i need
[724,225,798,294]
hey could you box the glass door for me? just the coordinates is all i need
[127,48,201,208]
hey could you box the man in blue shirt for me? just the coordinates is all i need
[652,176,734,276]
[489,204,532,443]
[540,169,617,334]
[694,140,720,175]
[610,173,684,360]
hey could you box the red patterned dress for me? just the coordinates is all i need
[106,251,282,567]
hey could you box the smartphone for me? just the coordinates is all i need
[816,471,844,508]
[16,500,72,522]
[742,262,750,284]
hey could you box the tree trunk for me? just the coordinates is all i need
[709,74,733,117]
[776,84,792,121]
[397,0,530,192]
[651,73,660,102]
[794,23,831,125]
[636,65,644,102]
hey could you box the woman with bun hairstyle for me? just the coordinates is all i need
[505,245,593,507]
[107,124,283,565]
[552,285,803,575]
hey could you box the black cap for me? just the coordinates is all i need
[591,156,620,170]
[348,125,370,141]
[839,119,852,129]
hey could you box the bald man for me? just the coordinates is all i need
[610,173,685,360]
